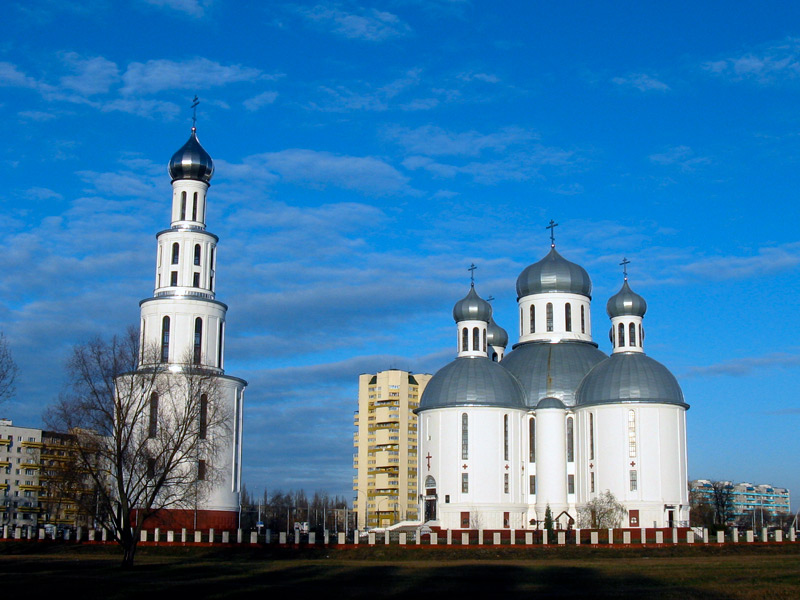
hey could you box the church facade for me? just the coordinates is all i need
[417,238,689,531]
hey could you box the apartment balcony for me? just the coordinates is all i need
[21,462,40,470]
[0,460,10,468]
[0,439,10,446]
[19,484,45,492]
[21,441,44,449]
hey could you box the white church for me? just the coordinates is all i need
[417,231,689,531]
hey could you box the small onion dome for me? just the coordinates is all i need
[417,357,527,412]
[168,129,214,183]
[516,246,592,299]
[487,317,508,348]
[536,396,565,410]
[575,353,687,408]
[452,285,492,323]
[606,280,647,318]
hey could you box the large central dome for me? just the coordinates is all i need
[516,246,592,299]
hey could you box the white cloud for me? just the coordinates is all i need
[612,73,670,92]
[0,62,52,92]
[702,37,800,84]
[121,58,261,95]
[388,125,535,156]
[143,0,211,17]
[295,4,412,41]
[649,145,711,171]
[243,91,278,111]
[101,98,181,119]
[685,352,800,378]
[59,52,120,96]
[18,110,57,121]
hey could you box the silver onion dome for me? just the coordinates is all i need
[452,285,492,323]
[487,317,509,348]
[417,357,527,412]
[606,280,647,318]
[575,353,687,408]
[516,247,592,299]
[168,129,214,183]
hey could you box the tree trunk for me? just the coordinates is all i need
[121,541,137,568]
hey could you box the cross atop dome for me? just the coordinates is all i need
[620,257,630,281]
[546,219,559,247]
[468,263,477,286]
[191,95,200,132]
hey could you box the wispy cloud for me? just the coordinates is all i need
[703,37,800,84]
[685,353,800,378]
[121,58,261,95]
[679,242,800,281]
[294,4,412,41]
[59,52,119,95]
[142,0,211,18]
[243,91,278,111]
[310,69,422,112]
[387,125,535,156]
[649,145,711,171]
[612,73,670,92]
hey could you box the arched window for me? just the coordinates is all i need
[180,191,186,220]
[546,303,553,332]
[199,193,205,222]
[192,192,198,221]
[519,308,523,336]
[194,317,203,364]
[529,418,535,463]
[618,323,625,347]
[461,327,468,352]
[148,392,158,438]
[492,352,498,362]
[629,323,636,346]
[589,413,595,460]
[218,322,224,368]
[503,414,509,461]
[472,327,479,351]
[199,394,208,439]
[160,316,170,363]
[461,413,468,460]
[482,328,486,352]
[529,305,535,333]
[581,306,586,333]
[194,244,201,266]
[171,243,179,264]
[565,303,572,332]
[566,417,574,462]
[639,324,643,347]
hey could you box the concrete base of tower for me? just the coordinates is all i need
[135,509,239,531]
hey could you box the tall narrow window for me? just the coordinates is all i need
[504,473,509,494]
[519,308,523,336]
[199,193,205,222]
[198,460,206,481]
[546,303,553,332]
[194,244,201,266]
[171,243,179,264]
[193,272,200,288]
[529,475,536,494]
[180,191,186,220]
[218,322,224,368]
[160,317,170,362]
[629,470,638,491]
[472,327,479,351]
[192,192,198,221]
[462,473,469,493]
[639,324,643,347]
[589,413,594,460]
[148,392,158,438]
[529,305,535,333]
[629,323,636,346]
[529,418,535,462]
[628,410,636,458]
[503,414,509,461]
[199,394,208,439]
[461,327,468,352]
[194,318,202,364]
[483,329,487,352]
[618,323,625,347]
[170,271,178,286]
[461,413,468,460]
[590,471,595,493]
[147,458,156,479]
[565,303,572,332]
[566,417,574,463]
[568,474,575,494]
[581,306,586,333]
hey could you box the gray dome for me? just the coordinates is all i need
[502,340,607,407]
[607,280,647,318]
[418,357,526,412]
[536,397,565,410]
[575,353,687,408]
[516,247,592,299]
[452,285,492,323]
[487,317,508,348]
[168,130,214,183]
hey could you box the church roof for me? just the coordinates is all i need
[417,357,526,412]
[168,129,214,183]
[575,352,687,408]
[452,285,492,323]
[606,280,647,318]
[501,340,607,407]
[516,246,592,299]
[486,317,508,348]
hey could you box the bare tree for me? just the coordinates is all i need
[45,327,229,567]
[578,490,628,529]
[710,481,735,527]
[0,331,18,406]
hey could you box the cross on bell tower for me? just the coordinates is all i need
[546,219,559,247]
[620,257,631,281]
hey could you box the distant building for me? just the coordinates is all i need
[690,479,791,522]
[353,370,432,529]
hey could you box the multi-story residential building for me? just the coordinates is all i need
[690,479,791,522]
[353,370,432,529]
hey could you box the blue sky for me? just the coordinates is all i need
[1,1,799,510]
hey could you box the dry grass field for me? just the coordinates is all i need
[1,543,798,599]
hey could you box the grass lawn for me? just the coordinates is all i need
[0,543,798,598]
